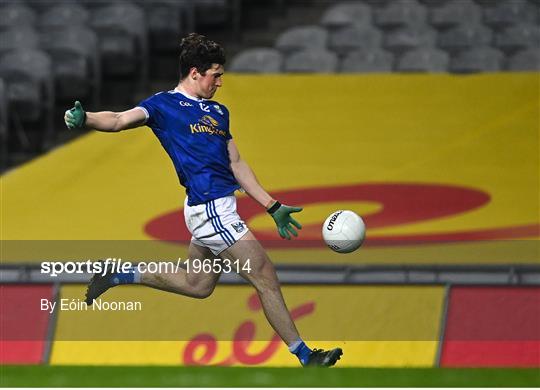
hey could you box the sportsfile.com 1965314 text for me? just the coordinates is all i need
[40,257,251,277]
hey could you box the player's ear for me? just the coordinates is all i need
[189,67,199,80]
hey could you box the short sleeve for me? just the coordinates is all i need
[137,93,161,128]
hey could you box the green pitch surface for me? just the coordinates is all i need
[1,366,539,387]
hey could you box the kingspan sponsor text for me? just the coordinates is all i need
[189,123,226,136]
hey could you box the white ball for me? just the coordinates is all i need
[322,210,366,253]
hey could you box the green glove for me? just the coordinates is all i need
[64,101,86,129]
[267,201,303,240]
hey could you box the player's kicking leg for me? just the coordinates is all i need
[221,231,343,367]
[85,242,220,304]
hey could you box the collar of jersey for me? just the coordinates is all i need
[172,87,206,102]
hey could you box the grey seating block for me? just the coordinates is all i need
[275,26,328,53]
[340,48,394,72]
[397,47,449,72]
[329,23,383,55]
[320,2,372,28]
[0,49,52,89]
[496,23,540,53]
[0,77,7,142]
[0,49,53,121]
[430,0,482,28]
[40,26,100,99]
[508,49,540,70]
[90,2,146,37]
[375,0,428,28]
[0,3,36,30]
[90,2,148,78]
[484,0,538,27]
[0,27,39,55]
[284,49,339,73]
[39,26,98,56]
[384,25,437,52]
[39,3,90,28]
[450,46,504,73]
[438,24,493,51]
[229,48,283,73]
[140,0,190,51]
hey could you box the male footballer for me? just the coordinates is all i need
[64,33,342,367]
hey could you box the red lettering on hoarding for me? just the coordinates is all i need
[145,183,539,247]
[182,293,315,366]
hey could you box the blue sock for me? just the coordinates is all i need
[289,339,312,365]
[111,267,140,285]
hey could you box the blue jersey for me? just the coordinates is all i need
[138,90,240,206]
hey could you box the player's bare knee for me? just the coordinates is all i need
[186,277,216,299]
[190,288,213,299]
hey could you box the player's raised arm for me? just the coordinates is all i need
[64,101,147,133]
[228,139,303,240]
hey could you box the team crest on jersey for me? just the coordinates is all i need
[199,115,219,127]
[213,105,223,115]
[231,222,245,233]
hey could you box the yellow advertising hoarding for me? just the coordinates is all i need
[2,73,538,265]
[51,285,444,367]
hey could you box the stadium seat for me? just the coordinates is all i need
[483,0,538,28]
[90,2,148,88]
[0,3,36,30]
[495,24,540,54]
[418,0,449,5]
[0,27,39,55]
[396,47,449,72]
[384,26,437,53]
[374,0,428,28]
[193,0,229,27]
[0,49,54,109]
[329,23,383,55]
[0,77,6,125]
[284,49,338,73]
[0,77,7,168]
[39,3,90,28]
[364,0,392,5]
[429,0,482,29]
[144,0,185,52]
[449,46,504,73]
[473,0,500,5]
[229,48,283,73]
[39,26,101,105]
[82,0,194,33]
[340,48,394,73]
[320,2,372,29]
[275,26,328,53]
[0,49,55,147]
[508,49,540,71]
[438,24,493,52]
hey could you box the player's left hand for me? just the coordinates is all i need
[267,201,303,240]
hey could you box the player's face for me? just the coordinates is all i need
[197,64,224,99]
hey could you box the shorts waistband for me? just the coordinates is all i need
[185,193,236,206]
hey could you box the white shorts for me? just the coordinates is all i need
[184,195,250,255]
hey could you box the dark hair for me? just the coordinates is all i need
[179,33,226,80]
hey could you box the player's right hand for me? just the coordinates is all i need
[64,101,86,129]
